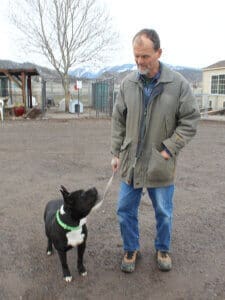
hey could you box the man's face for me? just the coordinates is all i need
[133,35,162,77]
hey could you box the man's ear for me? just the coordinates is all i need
[60,185,70,200]
[157,48,162,59]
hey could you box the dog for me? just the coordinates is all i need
[44,185,99,282]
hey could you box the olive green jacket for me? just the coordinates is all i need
[111,63,200,188]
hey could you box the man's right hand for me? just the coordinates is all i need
[111,157,120,173]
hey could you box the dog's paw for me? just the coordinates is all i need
[46,250,52,256]
[78,265,87,276]
[64,276,72,282]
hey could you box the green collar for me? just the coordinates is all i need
[56,210,80,231]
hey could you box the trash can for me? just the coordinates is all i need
[69,100,83,113]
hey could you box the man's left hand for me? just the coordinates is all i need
[160,150,171,160]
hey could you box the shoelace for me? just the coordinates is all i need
[160,251,168,258]
[126,251,135,259]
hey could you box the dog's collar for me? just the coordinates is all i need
[56,210,80,231]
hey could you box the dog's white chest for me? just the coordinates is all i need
[66,218,87,247]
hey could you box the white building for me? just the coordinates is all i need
[202,61,225,110]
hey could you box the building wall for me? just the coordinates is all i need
[202,68,225,110]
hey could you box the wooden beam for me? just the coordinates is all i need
[27,75,32,108]
[21,72,26,107]
[0,68,39,76]
[2,71,22,89]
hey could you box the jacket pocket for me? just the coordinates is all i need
[147,147,175,182]
[119,139,132,177]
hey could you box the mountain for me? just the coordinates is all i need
[69,63,202,84]
[69,64,137,79]
[0,59,202,84]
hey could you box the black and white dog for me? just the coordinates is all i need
[44,185,99,282]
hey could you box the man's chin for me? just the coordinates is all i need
[138,68,149,75]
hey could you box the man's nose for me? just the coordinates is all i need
[137,57,144,64]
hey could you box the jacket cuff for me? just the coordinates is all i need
[163,132,186,156]
[163,140,179,156]
[163,145,173,157]
[111,151,119,158]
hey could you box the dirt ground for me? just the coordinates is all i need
[0,117,225,300]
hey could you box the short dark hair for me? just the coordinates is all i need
[132,29,160,51]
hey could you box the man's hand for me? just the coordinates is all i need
[160,150,171,160]
[111,157,120,172]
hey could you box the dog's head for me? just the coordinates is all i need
[60,185,98,219]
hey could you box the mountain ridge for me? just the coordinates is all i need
[69,63,202,83]
[0,59,202,84]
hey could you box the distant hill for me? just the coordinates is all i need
[69,63,202,84]
[0,59,202,84]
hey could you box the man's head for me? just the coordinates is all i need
[132,29,162,78]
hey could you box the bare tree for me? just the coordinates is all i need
[10,0,118,111]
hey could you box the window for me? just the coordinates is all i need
[211,74,225,94]
[0,77,9,97]
[219,75,225,94]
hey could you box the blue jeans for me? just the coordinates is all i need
[117,181,174,252]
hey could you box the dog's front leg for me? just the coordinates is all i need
[77,241,87,276]
[57,250,72,282]
[46,238,53,256]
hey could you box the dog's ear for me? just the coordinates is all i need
[60,185,70,199]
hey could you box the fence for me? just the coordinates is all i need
[1,74,120,118]
[92,78,115,117]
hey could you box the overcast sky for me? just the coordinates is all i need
[0,0,224,69]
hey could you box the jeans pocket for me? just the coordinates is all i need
[147,147,175,182]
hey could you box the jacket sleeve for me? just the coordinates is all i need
[111,83,127,157]
[163,80,200,156]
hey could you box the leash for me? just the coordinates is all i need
[91,171,115,212]
[102,171,115,200]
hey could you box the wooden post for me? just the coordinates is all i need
[27,75,32,108]
[21,72,26,108]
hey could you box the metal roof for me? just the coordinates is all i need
[0,60,60,80]
[0,60,39,76]
[203,60,225,70]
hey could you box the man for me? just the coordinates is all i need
[111,28,200,273]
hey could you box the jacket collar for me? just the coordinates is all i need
[128,62,174,84]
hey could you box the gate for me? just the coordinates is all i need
[92,78,114,117]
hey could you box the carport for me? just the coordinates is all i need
[0,61,46,112]
[0,68,39,108]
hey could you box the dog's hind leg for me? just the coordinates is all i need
[57,250,72,282]
[77,240,87,276]
[46,238,53,256]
